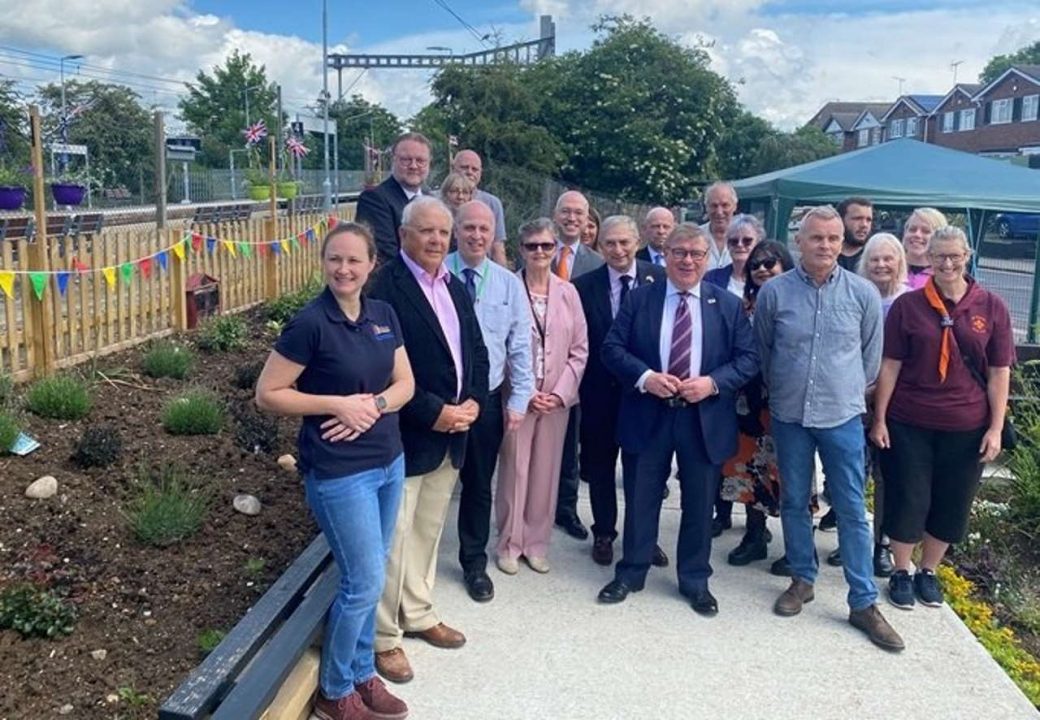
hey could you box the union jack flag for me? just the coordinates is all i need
[243,120,267,146]
[285,136,309,157]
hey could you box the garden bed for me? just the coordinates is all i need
[0,307,316,719]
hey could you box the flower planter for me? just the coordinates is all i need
[51,183,87,206]
[276,181,299,199]
[0,185,26,211]
[247,184,271,201]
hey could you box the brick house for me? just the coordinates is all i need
[880,94,944,143]
[849,105,892,149]
[808,101,892,152]
[926,84,983,148]
[930,65,1040,155]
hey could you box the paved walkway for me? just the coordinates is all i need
[385,485,1038,720]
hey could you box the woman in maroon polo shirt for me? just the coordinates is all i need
[869,226,1014,611]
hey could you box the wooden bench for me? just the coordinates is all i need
[101,187,133,204]
[0,216,34,242]
[159,534,336,720]
[190,203,255,227]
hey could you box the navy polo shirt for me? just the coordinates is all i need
[275,287,404,479]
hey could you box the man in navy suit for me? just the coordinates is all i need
[356,132,432,266]
[597,223,758,616]
[634,206,674,267]
[574,215,665,566]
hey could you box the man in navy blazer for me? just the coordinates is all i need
[356,132,432,266]
[597,223,758,616]
[574,215,664,567]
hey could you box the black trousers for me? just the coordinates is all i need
[457,388,504,574]
[615,406,719,595]
[555,406,582,524]
[580,399,635,542]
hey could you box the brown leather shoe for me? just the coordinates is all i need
[849,604,905,652]
[774,578,815,617]
[355,676,408,720]
[405,622,466,649]
[374,647,414,684]
[313,690,376,720]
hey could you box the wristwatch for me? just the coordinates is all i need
[375,395,388,413]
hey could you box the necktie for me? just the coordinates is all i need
[654,252,664,267]
[556,245,571,280]
[617,275,632,317]
[462,267,477,302]
[667,292,692,379]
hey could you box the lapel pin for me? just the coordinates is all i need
[645,275,655,283]
[707,297,716,304]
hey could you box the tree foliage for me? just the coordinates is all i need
[329,94,402,170]
[36,80,153,190]
[179,50,278,167]
[981,41,1040,85]
[0,80,30,172]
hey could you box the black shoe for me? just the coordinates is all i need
[651,544,669,568]
[914,569,944,607]
[555,515,589,541]
[888,569,915,610]
[818,508,837,532]
[689,588,719,617]
[826,548,842,567]
[727,536,768,566]
[598,579,636,604]
[711,516,732,538]
[463,571,494,603]
[592,536,614,566]
[873,544,894,578]
[770,555,793,577]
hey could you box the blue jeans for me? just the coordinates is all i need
[772,416,878,611]
[304,454,404,699]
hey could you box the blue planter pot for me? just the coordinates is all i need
[0,185,26,210]
[51,183,87,206]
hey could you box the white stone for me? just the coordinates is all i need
[90,649,107,661]
[58,704,73,715]
[276,454,297,472]
[233,494,261,516]
[25,475,58,499]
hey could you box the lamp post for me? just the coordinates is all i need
[59,53,83,172]
[243,84,263,126]
[321,0,332,211]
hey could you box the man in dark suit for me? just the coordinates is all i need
[356,132,432,266]
[635,206,674,267]
[597,223,757,616]
[367,196,490,684]
[574,215,665,567]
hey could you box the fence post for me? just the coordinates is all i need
[154,111,167,229]
[26,106,55,377]
[265,135,280,300]
[1028,235,1040,344]
[170,228,188,331]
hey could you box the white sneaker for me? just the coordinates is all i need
[524,556,550,574]
[496,556,519,575]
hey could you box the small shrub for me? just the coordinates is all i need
[233,360,265,391]
[243,556,266,577]
[233,405,279,454]
[0,372,13,406]
[197,628,226,657]
[0,583,77,638]
[162,390,225,435]
[264,274,323,325]
[0,409,19,454]
[72,424,124,469]
[117,686,152,706]
[125,466,209,547]
[25,374,91,420]
[196,315,247,353]
[142,340,195,379]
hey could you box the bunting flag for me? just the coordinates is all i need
[120,262,133,285]
[0,271,13,298]
[157,250,169,271]
[172,241,185,261]
[280,239,291,255]
[102,267,116,288]
[191,233,204,252]
[223,240,237,257]
[72,258,90,275]
[290,236,300,251]
[56,271,71,296]
[257,243,268,257]
[296,232,307,246]
[138,257,153,279]
[206,236,218,254]
[238,242,252,259]
[29,272,47,300]
[271,241,281,255]
[306,228,316,244]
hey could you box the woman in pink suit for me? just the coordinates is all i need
[496,218,589,575]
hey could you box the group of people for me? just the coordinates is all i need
[253,131,1015,720]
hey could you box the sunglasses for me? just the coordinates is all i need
[749,257,780,272]
[523,242,556,253]
[727,236,757,248]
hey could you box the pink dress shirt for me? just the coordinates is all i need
[400,250,464,398]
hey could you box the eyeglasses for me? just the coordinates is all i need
[395,155,429,167]
[523,242,556,253]
[930,252,967,266]
[727,236,757,248]
[749,257,780,272]
[667,248,708,261]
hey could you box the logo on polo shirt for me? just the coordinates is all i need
[372,323,395,340]
[971,315,987,333]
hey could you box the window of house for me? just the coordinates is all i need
[871,127,881,145]
[1024,95,1040,122]
[959,108,976,131]
[858,128,870,147]
[890,119,904,138]
[991,98,1013,124]
[942,111,955,133]
[906,117,919,136]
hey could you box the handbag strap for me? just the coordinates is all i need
[944,321,988,393]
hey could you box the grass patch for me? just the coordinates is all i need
[0,409,19,454]
[196,315,248,353]
[142,340,195,379]
[25,374,91,420]
[197,628,226,657]
[0,372,13,406]
[263,274,323,325]
[162,390,224,435]
[0,583,77,639]
[125,466,209,547]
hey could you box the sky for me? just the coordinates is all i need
[0,0,1037,134]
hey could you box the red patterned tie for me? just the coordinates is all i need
[667,292,692,379]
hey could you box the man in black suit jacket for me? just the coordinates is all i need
[574,216,664,567]
[597,223,757,617]
[634,206,675,267]
[356,132,432,266]
[367,196,489,684]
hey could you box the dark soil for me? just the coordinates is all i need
[0,309,315,719]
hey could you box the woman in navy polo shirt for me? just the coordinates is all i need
[256,222,415,720]
[869,226,1013,612]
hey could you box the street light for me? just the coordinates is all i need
[322,0,331,211]
[59,54,83,172]
[243,84,263,126]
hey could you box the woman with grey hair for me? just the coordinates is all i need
[857,233,909,317]
[703,214,766,297]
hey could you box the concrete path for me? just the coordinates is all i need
[388,485,1038,720]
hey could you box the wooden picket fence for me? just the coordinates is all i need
[0,207,354,383]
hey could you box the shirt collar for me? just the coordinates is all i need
[607,263,637,284]
[319,286,369,326]
[400,249,449,285]
[446,251,487,276]
[795,262,839,287]
[666,278,701,299]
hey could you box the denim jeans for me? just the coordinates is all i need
[304,453,404,699]
[772,416,878,611]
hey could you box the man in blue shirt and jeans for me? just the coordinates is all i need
[755,205,904,652]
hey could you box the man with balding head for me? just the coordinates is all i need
[551,190,604,540]
[700,182,739,270]
[445,201,534,603]
[636,207,675,267]
[452,149,508,266]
